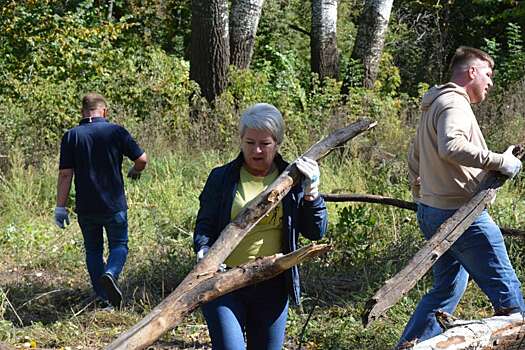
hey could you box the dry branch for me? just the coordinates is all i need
[106,119,376,350]
[320,193,525,238]
[410,312,525,349]
[115,244,329,349]
[362,145,525,327]
[321,193,417,211]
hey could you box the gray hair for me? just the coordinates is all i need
[239,103,285,145]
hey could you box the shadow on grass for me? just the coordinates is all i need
[301,224,424,308]
[0,242,196,328]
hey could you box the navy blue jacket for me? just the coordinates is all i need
[193,153,328,305]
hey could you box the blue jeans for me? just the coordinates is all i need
[201,274,289,350]
[77,210,129,300]
[398,203,525,344]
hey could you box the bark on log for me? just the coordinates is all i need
[362,145,524,327]
[106,119,376,350]
[104,249,331,350]
[111,245,329,349]
[410,312,525,349]
[320,193,525,238]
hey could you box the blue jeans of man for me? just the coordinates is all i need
[398,203,525,345]
[201,273,289,350]
[77,210,129,300]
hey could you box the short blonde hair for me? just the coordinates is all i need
[450,46,494,72]
[82,92,107,112]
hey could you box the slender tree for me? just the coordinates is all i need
[230,0,265,69]
[344,0,394,90]
[311,0,339,80]
[190,0,230,103]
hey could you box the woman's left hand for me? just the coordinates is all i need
[296,157,320,199]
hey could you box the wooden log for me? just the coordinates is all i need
[362,144,524,327]
[410,312,525,349]
[105,245,330,350]
[106,119,377,350]
[320,193,525,238]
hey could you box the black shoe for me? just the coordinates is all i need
[99,273,123,308]
[94,297,114,312]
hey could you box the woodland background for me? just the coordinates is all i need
[2,0,525,349]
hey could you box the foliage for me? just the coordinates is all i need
[2,0,525,349]
[0,1,133,88]
[483,22,525,88]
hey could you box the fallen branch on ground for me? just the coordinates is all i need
[320,193,525,238]
[106,119,377,350]
[410,311,525,349]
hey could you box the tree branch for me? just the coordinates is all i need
[106,119,376,350]
[289,23,311,37]
[320,193,525,238]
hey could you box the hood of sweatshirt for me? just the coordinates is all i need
[421,82,470,112]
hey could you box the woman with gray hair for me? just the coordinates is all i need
[193,103,328,350]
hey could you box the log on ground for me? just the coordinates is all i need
[411,312,525,349]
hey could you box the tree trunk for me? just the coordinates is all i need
[105,119,376,350]
[362,164,523,326]
[344,0,393,90]
[190,0,230,103]
[411,312,525,349]
[107,0,114,21]
[230,0,264,69]
[311,0,339,80]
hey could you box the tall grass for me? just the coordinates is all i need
[2,121,524,349]
[2,77,525,349]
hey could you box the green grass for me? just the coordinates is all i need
[1,134,525,349]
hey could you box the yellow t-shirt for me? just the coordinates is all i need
[224,166,283,267]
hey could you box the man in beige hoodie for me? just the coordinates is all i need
[399,47,525,346]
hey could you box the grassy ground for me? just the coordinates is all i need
[1,134,525,349]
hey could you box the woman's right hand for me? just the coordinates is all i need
[296,157,320,199]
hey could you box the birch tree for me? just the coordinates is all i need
[311,0,339,80]
[230,0,265,69]
[345,0,394,89]
[190,0,230,102]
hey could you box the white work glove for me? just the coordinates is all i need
[196,246,209,262]
[54,207,70,229]
[196,246,227,271]
[500,146,522,179]
[296,157,320,199]
[127,166,141,180]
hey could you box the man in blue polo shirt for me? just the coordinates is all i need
[54,92,147,309]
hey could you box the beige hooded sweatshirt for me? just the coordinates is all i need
[408,82,506,209]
